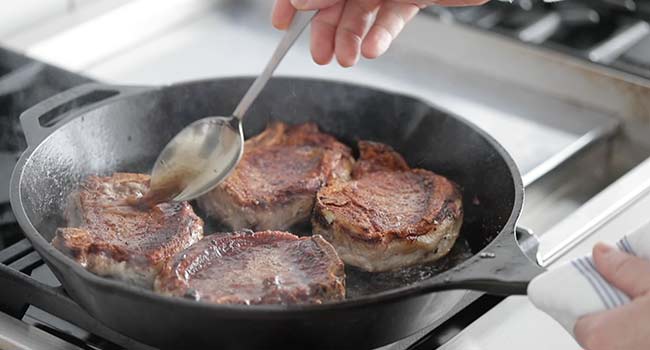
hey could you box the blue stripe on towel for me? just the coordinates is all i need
[584,258,627,307]
[622,236,637,256]
[618,239,631,254]
[576,258,620,309]
[572,259,612,309]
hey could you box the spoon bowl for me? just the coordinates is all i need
[146,116,243,204]
[143,10,317,205]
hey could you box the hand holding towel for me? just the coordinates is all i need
[528,224,650,350]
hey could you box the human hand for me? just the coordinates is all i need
[272,0,489,67]
[574,243,650,350]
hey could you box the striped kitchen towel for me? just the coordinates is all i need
[527,222,650,336]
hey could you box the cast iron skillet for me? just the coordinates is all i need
[10,78,544,349]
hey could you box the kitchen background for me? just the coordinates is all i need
[1,0,650,349]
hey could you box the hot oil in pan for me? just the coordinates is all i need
[344,238,472,299]
[197,203,474,300]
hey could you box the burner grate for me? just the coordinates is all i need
[0,236,43,319]
[427,0,650,77]
[0,237,34,266]
[0,234,154,349]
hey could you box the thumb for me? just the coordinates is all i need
[290,0,342,10]
[593,242,650,299]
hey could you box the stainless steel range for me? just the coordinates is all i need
[1,1,649,349]
[432,0,650,77]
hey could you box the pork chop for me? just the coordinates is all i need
[198,122,353,231]
[52,173,204,287]
[154,231,345,305]
[313,141,463,272]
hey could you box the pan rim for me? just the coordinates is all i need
[10,76,524,315]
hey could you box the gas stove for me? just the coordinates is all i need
[1,1,650,349]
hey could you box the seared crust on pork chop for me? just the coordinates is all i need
[198,122,353,230]
[154,231,345,305]
[313,141,463,272]
[52,173,203,287]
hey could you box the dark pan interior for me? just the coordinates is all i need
[18,77,516,300]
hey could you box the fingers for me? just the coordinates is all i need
[574,295,650,350]
[335,0,382,67]
[573,243,650,350]
[281,0,491,66]
[274,0,344,65]
[290,0,342,10]
[272,0,297,30]
[593,243,650,299]
[361,1,419,59]
[311,2,346,64]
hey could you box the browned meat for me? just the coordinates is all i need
[313,141,463,272]
[52,173,203,287]
[198,122,353,231]
[154,231,345,305]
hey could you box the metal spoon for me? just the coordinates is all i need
[141,10,317,205]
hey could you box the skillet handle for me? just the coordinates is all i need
[420,227,546,296]
[20,82,151,146]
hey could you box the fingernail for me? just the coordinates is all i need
[375,31,392,57]
[290,0,308,8]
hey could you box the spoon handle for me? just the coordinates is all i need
[232,10,318,120]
